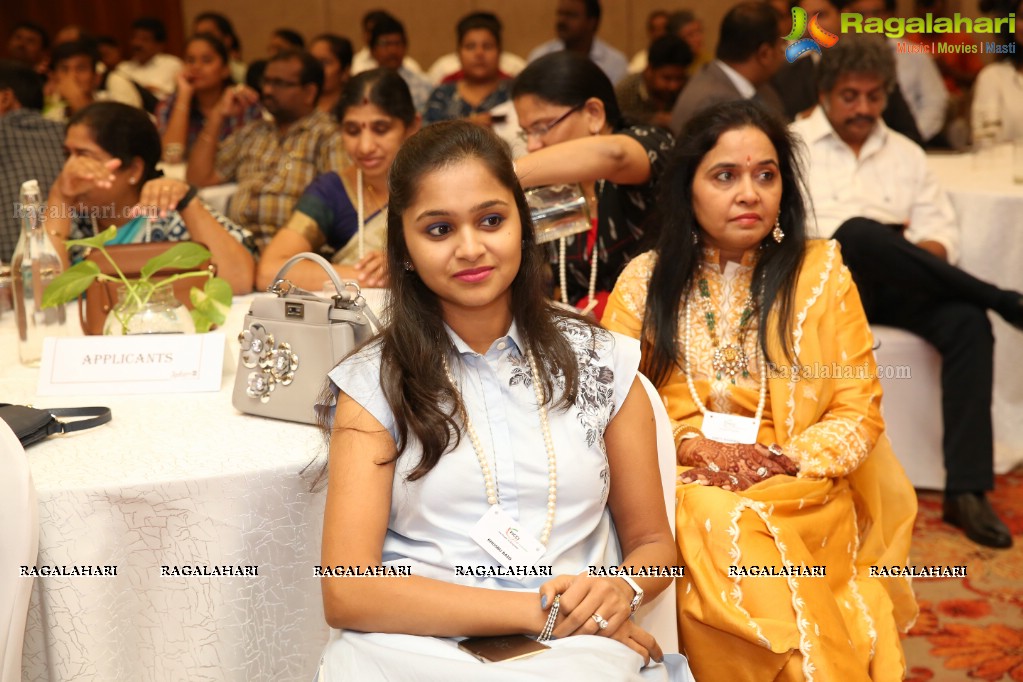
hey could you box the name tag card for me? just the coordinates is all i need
[701,411,760,444]
[470,505,546,580]
[37,334,224,396]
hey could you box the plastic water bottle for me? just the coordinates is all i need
[11,179,67,366]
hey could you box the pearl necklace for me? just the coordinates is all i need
[441,348,558,545]
[558,180,603,315]
[558,236,598,314]
[683,294,767,423]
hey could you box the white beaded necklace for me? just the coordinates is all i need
[683,292,767,424]
[558,237,599,314]
[558,180,603,315]
[441,348,558,546]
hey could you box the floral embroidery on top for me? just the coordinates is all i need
[557,319,617,452]
[505,318,617,503]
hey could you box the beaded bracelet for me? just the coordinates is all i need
[537,594,561,642]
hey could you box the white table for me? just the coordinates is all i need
[928,149,1023,473]
[2,297,330,681]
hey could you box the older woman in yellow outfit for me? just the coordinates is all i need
[602,101,917,681]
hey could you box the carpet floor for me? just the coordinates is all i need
[902,470,1023,681]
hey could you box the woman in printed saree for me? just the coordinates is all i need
[602,100,917,681]
[256,69,420,291]
[45,101,256,294]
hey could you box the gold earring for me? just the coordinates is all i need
[772,219,785,244]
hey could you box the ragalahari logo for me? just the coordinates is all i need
[785,7,840,62]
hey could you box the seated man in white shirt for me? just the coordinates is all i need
[791,34,1023,549]
[45,39,142,122]
[839,0,948,143]
[115,17,182,101]
[366,15,433,113]
[527,0,628,85]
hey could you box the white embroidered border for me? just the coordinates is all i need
[725,501,772,650]
[784,242,836,458]
[847,502,878,660]
[735,498,818,681]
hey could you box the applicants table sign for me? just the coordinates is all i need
[37,333,225,395]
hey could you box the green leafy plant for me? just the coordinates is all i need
[42,226,232,333]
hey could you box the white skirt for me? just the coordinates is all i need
[315,630,694,681]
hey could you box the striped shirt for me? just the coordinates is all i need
[215,110,343,250]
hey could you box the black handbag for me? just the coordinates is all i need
[0,403,112,448]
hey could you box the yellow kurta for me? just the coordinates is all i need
[603,240,917,682]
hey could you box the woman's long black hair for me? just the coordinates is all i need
[641,100,808,386]
[379,121,585,481]
[307,121,588,489]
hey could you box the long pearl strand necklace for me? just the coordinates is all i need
[558,180,603,315]
[441,349,558,546]
[558,237,598,314]
[683,292,767,423]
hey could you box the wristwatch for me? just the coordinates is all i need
[619,574,644,615]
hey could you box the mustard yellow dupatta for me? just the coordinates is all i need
[604,241,917,681]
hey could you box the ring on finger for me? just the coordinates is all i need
[756,466,768,478]
[592,613,609,630]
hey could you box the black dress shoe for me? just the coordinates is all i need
[943,493,1013,549]
[1011,296,1023,332]
[1000,293,1023,331]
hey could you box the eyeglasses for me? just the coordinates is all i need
[517,104,584,143]
[260,77,303,89]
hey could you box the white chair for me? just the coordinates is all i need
[633,374,680,654]
[872,326,945,490]
[0,420,39,682]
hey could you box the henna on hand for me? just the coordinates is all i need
[679,439,799,485]
[678,466,755,492]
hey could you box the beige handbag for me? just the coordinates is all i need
[231,253,380,424]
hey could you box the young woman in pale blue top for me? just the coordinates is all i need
[312,121,689,680]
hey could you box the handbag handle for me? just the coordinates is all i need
[270,252,351,299]
[269,252,382,332]
[46,406,113,433]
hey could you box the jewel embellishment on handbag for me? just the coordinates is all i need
[240,323,274,368]
[239,323,300,402]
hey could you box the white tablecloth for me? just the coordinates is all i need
[928,150,1023,472]
[2,297,330,681]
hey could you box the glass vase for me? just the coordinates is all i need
[103,284,195,335]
